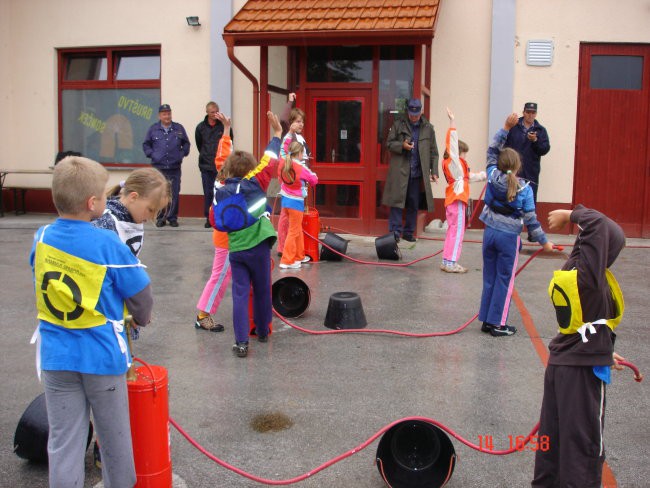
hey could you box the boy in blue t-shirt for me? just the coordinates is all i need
[30,156,153,488]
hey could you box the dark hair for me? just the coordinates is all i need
[54,150,82,165]
[443,140,469,160]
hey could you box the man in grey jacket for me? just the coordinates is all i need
[382,98,439,242]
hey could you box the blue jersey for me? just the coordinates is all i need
[30,219,150,375]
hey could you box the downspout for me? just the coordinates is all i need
[226,43,260,157]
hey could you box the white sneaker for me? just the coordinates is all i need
[298,256,312,263]
[280,262,301,269]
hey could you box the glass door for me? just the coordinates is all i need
[306,89,375,234]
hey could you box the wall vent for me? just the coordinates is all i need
[526,40,554,66]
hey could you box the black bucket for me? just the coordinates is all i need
[324,291,367,329]
[376,420,456,488]
[319,232,349,261]
[375,233,401,260]
[14,393,94,463]
[272,277,311,318]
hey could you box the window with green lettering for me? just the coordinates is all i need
[58,47,161,166]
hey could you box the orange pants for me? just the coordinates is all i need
[280,208,305,265]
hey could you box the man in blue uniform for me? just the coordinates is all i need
[143,104,190,227]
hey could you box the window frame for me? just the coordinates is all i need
[58,45,161,166]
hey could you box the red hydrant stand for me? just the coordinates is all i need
[128,363,172,488]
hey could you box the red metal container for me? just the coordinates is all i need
[127,364,172,488]
[302,207,320,262]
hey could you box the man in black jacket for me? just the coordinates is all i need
[195,101,234,227]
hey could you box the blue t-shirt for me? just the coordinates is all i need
[30,219,150,375]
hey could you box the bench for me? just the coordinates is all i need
[0,169,53,217]
[2,186,51,215]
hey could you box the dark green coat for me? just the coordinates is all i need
[382,115,439,211]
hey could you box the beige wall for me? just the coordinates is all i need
[1,0,212,194]
[514,0,650,203]
[3,0,649,204]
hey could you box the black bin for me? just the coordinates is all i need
[324,291,367,329]
[319,232,349,261]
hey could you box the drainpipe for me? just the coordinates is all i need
[226,44,260,157]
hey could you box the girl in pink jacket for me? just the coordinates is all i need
[278,140,318,269]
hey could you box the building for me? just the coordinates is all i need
[1,0,649,236]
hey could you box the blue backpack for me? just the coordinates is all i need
[213,181,267,232]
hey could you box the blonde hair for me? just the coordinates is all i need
[498,148,522,202]
[281,141,304,184]
[221,150,256,179]
[52,156,108,214]
[107,167,171,212]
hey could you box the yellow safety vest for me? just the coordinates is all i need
[548,269,624,342]
[34,241,108,328]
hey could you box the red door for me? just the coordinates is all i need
[305,89,375,234]
[574,43,650,237]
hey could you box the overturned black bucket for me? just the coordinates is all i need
[319,232,349,261]
[324,291,367,329]
[376,420,456,488]
[375,233,401,261]
[272,277,311,318]
[14,393,94,463]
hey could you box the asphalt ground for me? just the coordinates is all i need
[1,214,648,487]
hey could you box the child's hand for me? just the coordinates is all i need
[612,352,626,371]
[446,107,454,121]
[288,92,296,102]
[216,112,231,132]
[542,241,554,252]
[267,111,282,138]
[289,121,301,133]
[548,209,572,230]
[504,113,519,130]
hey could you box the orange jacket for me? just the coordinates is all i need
[210,135,232,249]
[442,127,470,206]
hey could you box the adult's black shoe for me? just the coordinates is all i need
[402,234,417,243]
[204,220,212,228]
[156,220,166,227]
[169,221,179,227]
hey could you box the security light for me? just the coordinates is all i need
[186,16,201,27]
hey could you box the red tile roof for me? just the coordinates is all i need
[224,0,441,46]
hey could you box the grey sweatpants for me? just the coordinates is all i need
[43,370,136,488]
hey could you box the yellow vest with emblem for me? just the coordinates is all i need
[34,241,108,328]
[548,269,624,337]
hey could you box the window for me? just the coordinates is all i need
[306,46,373,83]
[590,55,643,90]
[58,46,161,165]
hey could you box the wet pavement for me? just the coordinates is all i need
[1,213,648,487]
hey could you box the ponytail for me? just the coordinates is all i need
[281,140,303,184]
[497,148,522,202]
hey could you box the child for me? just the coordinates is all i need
[30,156,153,488]
[93,167,170,257]
[194,112,234,332]
[478,113,554,337]
[440,108,486,273]
[532,206,626,488]
[277,102,311,257]
[213,111,282,358]
[278,140,318,269]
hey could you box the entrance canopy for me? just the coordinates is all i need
[223,0,442,47]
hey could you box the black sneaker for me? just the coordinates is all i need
[490,325,517,337]
[258,334,268,343]
[481,322,493,333]
[402,234,417,242]
[232,341,249,357]
[169,220,179,227]
[156,220,166,227]
[204,220,212,228]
